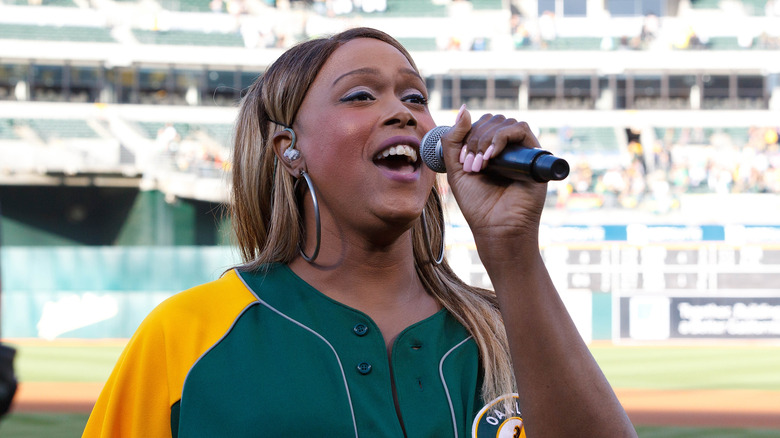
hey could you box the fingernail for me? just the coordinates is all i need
[463,153,475,172]
[471,152,484,172]
[484,144,495,161]
[459,145,468,164]
[455,104,467,124]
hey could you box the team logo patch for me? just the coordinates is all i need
[471,393,525,438]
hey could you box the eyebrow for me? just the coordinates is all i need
[332,66,423,86]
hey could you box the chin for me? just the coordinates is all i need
[377,207,422,229]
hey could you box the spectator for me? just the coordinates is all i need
[538,10,556,49]
[640,13,660,47]
[210,0,224,13]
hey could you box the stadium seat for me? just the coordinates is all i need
[158,0,212,12]
[541,127,620,154]
[0,119,19,140]
[135,121,192,139]
[706,36,741,50]
[689,0,721,9]
[545,37,604,51]
[0,24,115,43]
[397,37,438,51]
[654,127,750,146]
[381,0,447,17]
[470,0,504,10]
[132,29,244,47]
[2,0,76,5]
[27,119,99,141]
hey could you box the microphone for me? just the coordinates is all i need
[420,126,570,182]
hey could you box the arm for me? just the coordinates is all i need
[441,106,636,437]
[83,315,173,438]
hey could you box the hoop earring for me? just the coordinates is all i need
[421,201,444,265]
[282,127,300,162]
[295,170,321,263]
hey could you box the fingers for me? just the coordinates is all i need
[440,105,541,176]
[451,111,540,174]
[440,104,472,172]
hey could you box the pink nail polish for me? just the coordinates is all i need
[459,145,468,164]
[463,153,475,172]
[472,152,484,172]
[484,144,495,161]
[455,104,467,124]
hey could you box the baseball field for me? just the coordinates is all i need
[1,340,779,437]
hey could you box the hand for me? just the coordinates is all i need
[440,105,549,250]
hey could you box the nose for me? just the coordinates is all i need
[383,100,417,129]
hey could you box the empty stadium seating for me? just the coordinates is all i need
[2,0,76,6]
[159,0,212,12]
[397,37,438,51]
[131,29,244,47]
[0,23,115,43]
[653,127,751,146]
[381,0,447,17]
[134,121,232,145]
[0,118,19,140]
[27,118,99,141]
[540,127,621,154]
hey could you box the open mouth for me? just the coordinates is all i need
[373,144,420,173]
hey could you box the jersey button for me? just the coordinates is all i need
[353,323,369,336]
[357,362,372,375]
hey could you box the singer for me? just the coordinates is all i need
[84,27,635,437]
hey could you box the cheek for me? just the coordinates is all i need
[307,113,372,157]
[301,116,374,188]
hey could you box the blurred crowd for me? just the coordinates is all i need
[554,126,780,213]
[151,118,780,214]
[151,123,230,179]
[510,3,780,52]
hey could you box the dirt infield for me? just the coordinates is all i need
[12,382,780,429]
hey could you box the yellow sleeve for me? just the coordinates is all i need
[82,270,257,437]
[82,303,174,437]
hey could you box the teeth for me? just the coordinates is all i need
[377,145,417,163]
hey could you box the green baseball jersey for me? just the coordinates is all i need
[83,263,490,437]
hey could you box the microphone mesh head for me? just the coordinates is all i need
[420,126,450,173]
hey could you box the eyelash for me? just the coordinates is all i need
[340,91,375,102]
[339,91,428,106]
[403,93,428,106]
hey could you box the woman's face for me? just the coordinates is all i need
[293,38,437,239]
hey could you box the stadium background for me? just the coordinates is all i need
[1,0,779,435]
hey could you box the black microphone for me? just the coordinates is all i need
[420,126,570,182]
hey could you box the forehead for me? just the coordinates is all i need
[315,38,417,83]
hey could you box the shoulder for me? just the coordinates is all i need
[147,269,258,332]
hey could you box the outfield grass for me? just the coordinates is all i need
[0,413,90,438]
[10,343,125,383]
[2,342,779,437]
[2,413,780,437]
[590,345,780,390]
[12,342,780,391]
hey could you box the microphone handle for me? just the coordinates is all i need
[487,145,570,182]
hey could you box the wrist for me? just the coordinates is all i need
[473,228,543,272]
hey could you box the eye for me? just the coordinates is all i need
[340,90,375,102]
[403,93,428,106]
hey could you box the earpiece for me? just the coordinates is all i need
[281,127,300,162]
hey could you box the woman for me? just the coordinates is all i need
[84,27,635,437]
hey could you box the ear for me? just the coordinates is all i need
[272,128,306,177]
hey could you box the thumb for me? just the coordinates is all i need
[441,104,472,166]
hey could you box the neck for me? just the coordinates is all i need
[289,227,442,353]
[289,228,424,309]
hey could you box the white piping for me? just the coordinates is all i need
[237,270,360,438]
[438,335,474,438]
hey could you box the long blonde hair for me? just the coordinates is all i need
[231,27,515,404]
